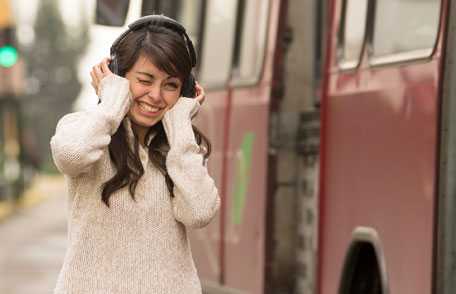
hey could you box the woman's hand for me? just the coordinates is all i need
[194,82,205,105]
[90,58,113,96]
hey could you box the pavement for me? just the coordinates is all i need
[0,174,68,294]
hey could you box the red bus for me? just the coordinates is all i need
[90,0,456,293]
[318,0,455,293]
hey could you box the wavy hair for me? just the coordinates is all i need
[101,23,211,207]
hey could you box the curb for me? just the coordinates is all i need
[0,174,65,222]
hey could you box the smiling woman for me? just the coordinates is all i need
[87,15,209,206]
[125,54,183,142]
[50,15,220,294]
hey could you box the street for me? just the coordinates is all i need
[0,175,67,294]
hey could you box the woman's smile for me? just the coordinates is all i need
[136,100,164,116]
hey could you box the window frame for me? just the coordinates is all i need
[197,0,240,89]
[366,0,444,67]
[230,0,271,87]
[336,0,370,71]
[140,0,207,71]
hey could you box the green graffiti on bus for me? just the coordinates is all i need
[232,132,255,225]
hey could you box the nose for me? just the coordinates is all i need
[146,84,162,103]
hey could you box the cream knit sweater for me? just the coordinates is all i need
[50,75,220,294]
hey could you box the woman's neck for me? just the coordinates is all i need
[130,121,148,147]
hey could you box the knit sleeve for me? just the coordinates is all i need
[50,74,132,178]
[162,98,221,229]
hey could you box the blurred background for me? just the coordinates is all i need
[0,0,88,182]
[1,0,318,293]
[0,1,90,292]
[1,0,453,294]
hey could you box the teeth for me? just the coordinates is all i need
[139,102,160,112]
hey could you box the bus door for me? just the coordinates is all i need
[179,0,233,287]
[197,0,280,292]
[320,0,444,293]
[201,0,277,293]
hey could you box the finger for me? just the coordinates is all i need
[99,62,105,74]
[199,87,205,98]
[101,58,112,75]
[91,66,99,78]
[195,83,204,93]
[194,84,200,95]
[90,73,99,93]
[90,79,99,94]
[90,70,98,85]
[91,73,100,96]
[90,70,99,85]
[196,93,205,105]
[196,85,205,100]
[99,58,108,73]
[94,64,104,79]
[91,81,99,96]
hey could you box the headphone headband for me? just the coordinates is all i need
[129,15,185,34]
[110,15,197,68]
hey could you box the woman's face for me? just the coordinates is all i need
[125,54,182,132]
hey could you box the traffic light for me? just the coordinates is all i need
[0,26,18,68]
[0,0,23,96]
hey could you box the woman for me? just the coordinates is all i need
[50,15,220,294]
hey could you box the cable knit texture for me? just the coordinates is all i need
[50,74,220,294]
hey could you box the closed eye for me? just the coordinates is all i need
[163,82,180,91]
[137,79,152,85]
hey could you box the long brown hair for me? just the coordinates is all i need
[101,23,211,207]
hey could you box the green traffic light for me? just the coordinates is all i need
[0,45,18,68]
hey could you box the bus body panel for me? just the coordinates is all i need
[319,0,448,292]
[188,89,227,283]
[321,62,438,293]
[224,84,271,293]
[196,0,281,292]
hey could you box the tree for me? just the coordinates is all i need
[21,0,89,172]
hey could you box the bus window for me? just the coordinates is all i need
[371,0,441,63]
[198,0,239,88]
[232,0,246,71]
[337,0,368,69]
[231,0,270,86]
[141,0,160,17]
[95,0,130,27]
[142,0,206,67]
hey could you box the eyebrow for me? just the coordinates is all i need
[136,71,178,80]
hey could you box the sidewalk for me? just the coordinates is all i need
[0,174,67,294]
[0,174,65,221]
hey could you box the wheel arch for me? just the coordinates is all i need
[338,226,390,294]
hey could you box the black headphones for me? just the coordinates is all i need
[108,15,197,97]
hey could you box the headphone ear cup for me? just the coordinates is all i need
[181,73,196,98]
